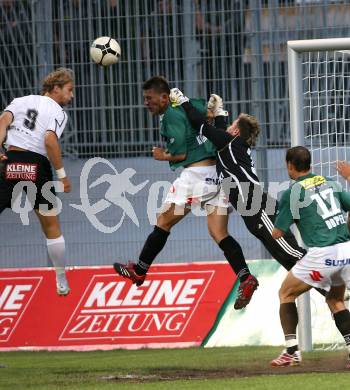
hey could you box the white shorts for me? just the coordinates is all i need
[292,241,350,291]
[164,165,229,208]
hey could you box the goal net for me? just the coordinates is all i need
[288,38,350,350]
[304,50,350,189]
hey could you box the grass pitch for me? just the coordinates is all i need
[0,346,348,390]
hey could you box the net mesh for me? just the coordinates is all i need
[302,48,350,349]
[303,50,350,189]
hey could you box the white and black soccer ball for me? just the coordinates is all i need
[90,36,121,66]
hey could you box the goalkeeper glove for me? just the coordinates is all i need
[207,94,228,117]
[170,88,189,107]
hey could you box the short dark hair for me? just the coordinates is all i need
[237,113,260,146]
[286,146,311,171]
[143,76,170,94]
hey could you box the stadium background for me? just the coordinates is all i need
[1,0,349,268]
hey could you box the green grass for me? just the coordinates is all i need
[0,346,348,390]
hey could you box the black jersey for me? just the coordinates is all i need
[216,136,268,214]
[180,102,306,265]
[200,123,305,265]
[199,123,276,219]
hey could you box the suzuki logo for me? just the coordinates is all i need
[309,270,323,282]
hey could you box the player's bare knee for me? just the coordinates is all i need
[156,216,173,231]
[208,227,227,243]
[157,208,184,231]
[279,285,298,302]
[207,212,228,242]
[326,285,346,311]
[326,300,346,313]
[278,287,286,301]
[325,295,345,312]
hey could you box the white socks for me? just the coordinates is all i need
[47,235,66,276]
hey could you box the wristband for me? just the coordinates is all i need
[56,167,66,179]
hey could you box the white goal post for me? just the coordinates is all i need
[287,37,350,352]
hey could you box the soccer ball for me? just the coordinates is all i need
[90,36,121,66]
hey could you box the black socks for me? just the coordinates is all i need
[135,226,170,275]
[334,309,350,354]
[218,235,250,282]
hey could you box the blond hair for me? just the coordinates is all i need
[237,113,261,146]
[41,67,74,94]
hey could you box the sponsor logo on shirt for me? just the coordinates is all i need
[325,258,350,266]
[309,270,324,282]
[299,176,326,190]
[205,177,220,185]
[196,135,208,145]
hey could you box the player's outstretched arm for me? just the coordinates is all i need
[45,131,71,193]
[207,94,229,130]
[272,227,285,239]
[152,146,186,162]
[169,88,233,150]
[184,102,233,150]
[336,160,350,182]
[0,111,13,161]
[207,94,228,118]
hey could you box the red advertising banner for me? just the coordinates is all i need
[0,263,236,351]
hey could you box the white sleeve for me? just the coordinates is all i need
[46,108,68,139]
[4,98,18,117]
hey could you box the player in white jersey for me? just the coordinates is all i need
[0,68,74,296]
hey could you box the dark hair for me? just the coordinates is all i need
[286,146,311,171]
[236,113,260,146]
[41,67,74,94]
[142,76,170,94]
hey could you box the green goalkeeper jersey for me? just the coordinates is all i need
[160,98,216,171]
[275,173,350,247]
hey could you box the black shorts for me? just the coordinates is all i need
[242,210,306,271]
[0,150,57,213]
